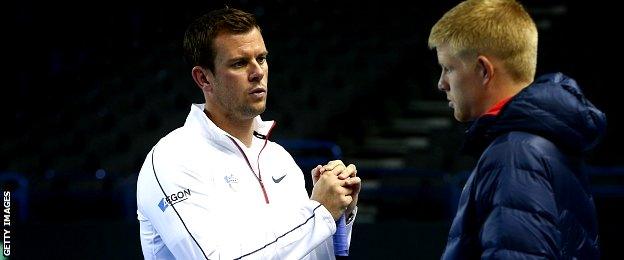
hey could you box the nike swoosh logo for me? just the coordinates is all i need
[272,174,287,183]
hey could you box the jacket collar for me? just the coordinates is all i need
[184,104,276,147]
[461,73,607,156]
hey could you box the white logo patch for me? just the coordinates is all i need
[224,174,239,191]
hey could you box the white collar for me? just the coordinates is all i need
[184,103,275,146]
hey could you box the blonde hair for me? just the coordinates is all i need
[428,0,538,83]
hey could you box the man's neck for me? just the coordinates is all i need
[482,77,532,115]
[204,108,255,148]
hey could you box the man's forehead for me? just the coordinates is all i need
[436,47,452,63]
[213,29,266,58]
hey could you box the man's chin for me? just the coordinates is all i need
[242,105,266,118]
[454,111,469,122]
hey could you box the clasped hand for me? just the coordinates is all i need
[310,160,361,221]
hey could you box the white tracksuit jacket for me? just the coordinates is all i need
[137,104,354,259]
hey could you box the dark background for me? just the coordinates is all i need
[3,0,622,259]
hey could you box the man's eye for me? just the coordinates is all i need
[232,61,246,68]
[257,56,266,64]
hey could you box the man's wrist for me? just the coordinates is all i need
[333,214,349,256]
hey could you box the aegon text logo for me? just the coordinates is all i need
[158,189,191,212]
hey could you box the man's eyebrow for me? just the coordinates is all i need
[225,56,246,63]
[226,51,269,63]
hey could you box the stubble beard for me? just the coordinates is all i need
[239,101,266,119]
[214,84,266,121]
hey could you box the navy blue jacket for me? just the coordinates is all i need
[442,73,606,259]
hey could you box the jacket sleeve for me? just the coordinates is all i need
[309,208,358,259]
[137,148,337,260]
[285,145,357,259]
[475,144,561,259]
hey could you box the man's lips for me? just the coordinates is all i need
[249,87,266,98]
[447,99,454,108]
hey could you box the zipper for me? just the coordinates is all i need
[226,122,276,204]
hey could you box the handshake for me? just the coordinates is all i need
[310,160,361,221]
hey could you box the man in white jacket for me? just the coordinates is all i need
[137,7,361,259]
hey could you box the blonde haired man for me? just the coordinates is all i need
[429,0,605,259]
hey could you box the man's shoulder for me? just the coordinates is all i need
[486,131,559,156]
[152,126,224,162]
[260,141,302,172]
[477,131,563,171]
[157,126,189,146]
[265,140,299,160]
[472,132,556,196]
[266,140,290,153]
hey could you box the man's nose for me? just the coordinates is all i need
[437,79,447,91]
[249,61,264,82]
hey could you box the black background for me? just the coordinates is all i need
[3,1,622,259]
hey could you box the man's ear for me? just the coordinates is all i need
[476,55,494,86]
[191,66,214,92]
